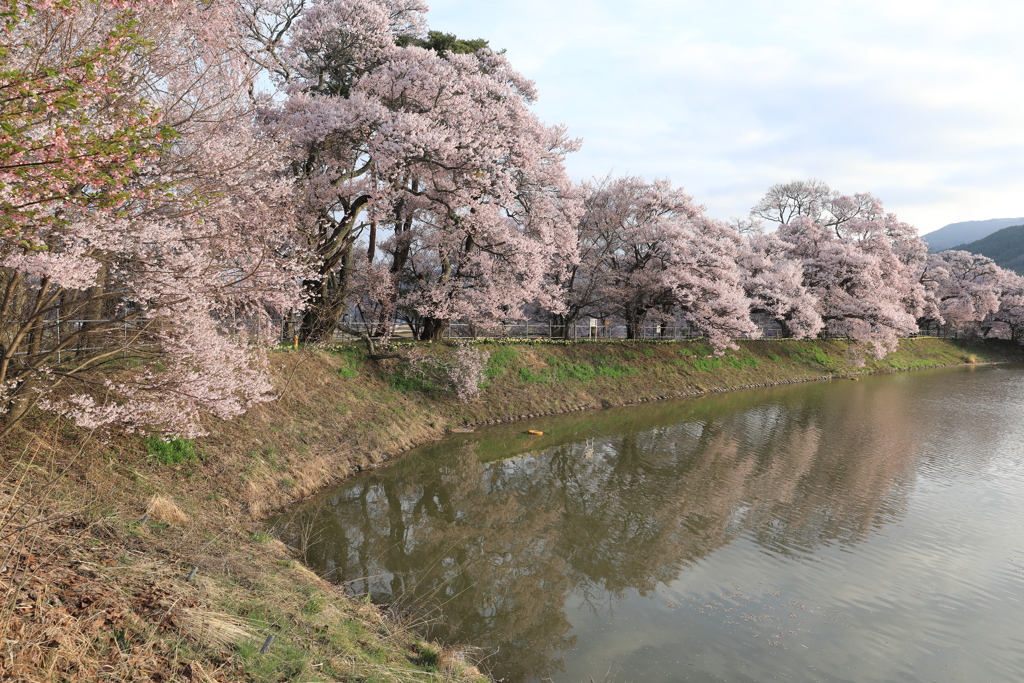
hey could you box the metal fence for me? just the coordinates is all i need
[440,321,711,340]
[325,320,949,343]
[5,315,952,361]
[328,319,749,342]
[5,318,140,360]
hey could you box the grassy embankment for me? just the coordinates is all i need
[2,337,1021,681]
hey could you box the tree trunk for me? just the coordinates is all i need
[625,313,644,340]
[299,246,356,343]
[372,237,410,337]
[77,262,110,357]
[550,312,573,339]
[418,316,449,341]
[374,194,416,337]
[624,304,650,340]
[0,377,38,438]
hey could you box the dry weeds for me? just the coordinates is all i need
[146,495,190,525]
[171,608,253,651]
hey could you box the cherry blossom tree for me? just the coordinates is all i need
[983,270,1024,342]
[568,177,701,338]
[548,176,755,348]
[0,0,306,437]
[0,0,172,246]
[918,251,1003,336]
[750,179,832,228]
[671,216,760,349]
[539,178,621,338]
[404,344,489,401]
[258,0,581,341]
[737,232,823,339]
[753,180,927,358]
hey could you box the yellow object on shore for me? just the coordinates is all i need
[527,430,544,435]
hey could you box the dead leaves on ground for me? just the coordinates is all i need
[1,519,243,682]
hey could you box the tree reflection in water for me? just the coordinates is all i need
[277,377,957,682]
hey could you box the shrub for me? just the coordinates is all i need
[404,346,490,401]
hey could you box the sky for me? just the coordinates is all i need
[424,0,1024,234]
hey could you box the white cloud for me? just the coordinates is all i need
[426,0,1024,232]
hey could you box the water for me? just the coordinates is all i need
[276,364,1024,682]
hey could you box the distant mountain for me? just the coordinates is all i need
[951,223,1024,274]
[922,217,1024,252]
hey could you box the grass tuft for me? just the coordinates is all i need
[486,347,519,379]
[519,366,550,383]
[145,437,198,466]
[171,609,254,651]
[691,357,723,372]
[554,362,597,382]
[146,495,189,525]
[596,362,637,378]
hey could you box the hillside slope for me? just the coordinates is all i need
[952,223,1024,273]
[923,217,1024,252]
[3,338,1023,682]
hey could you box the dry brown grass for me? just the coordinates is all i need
[0,415,491,682]
[171,608,254,651]
[146,494,190,525]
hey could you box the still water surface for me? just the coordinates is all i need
[278,365,1024,682]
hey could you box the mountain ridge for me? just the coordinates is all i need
[951,223,1024,274]
[923,217,1024,252]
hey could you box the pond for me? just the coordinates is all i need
[274,364,1024,682]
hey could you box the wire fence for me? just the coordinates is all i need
[323,320,712,341]
[324,319,941,343]
[5,318,140,360]
[3,314,953,361]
